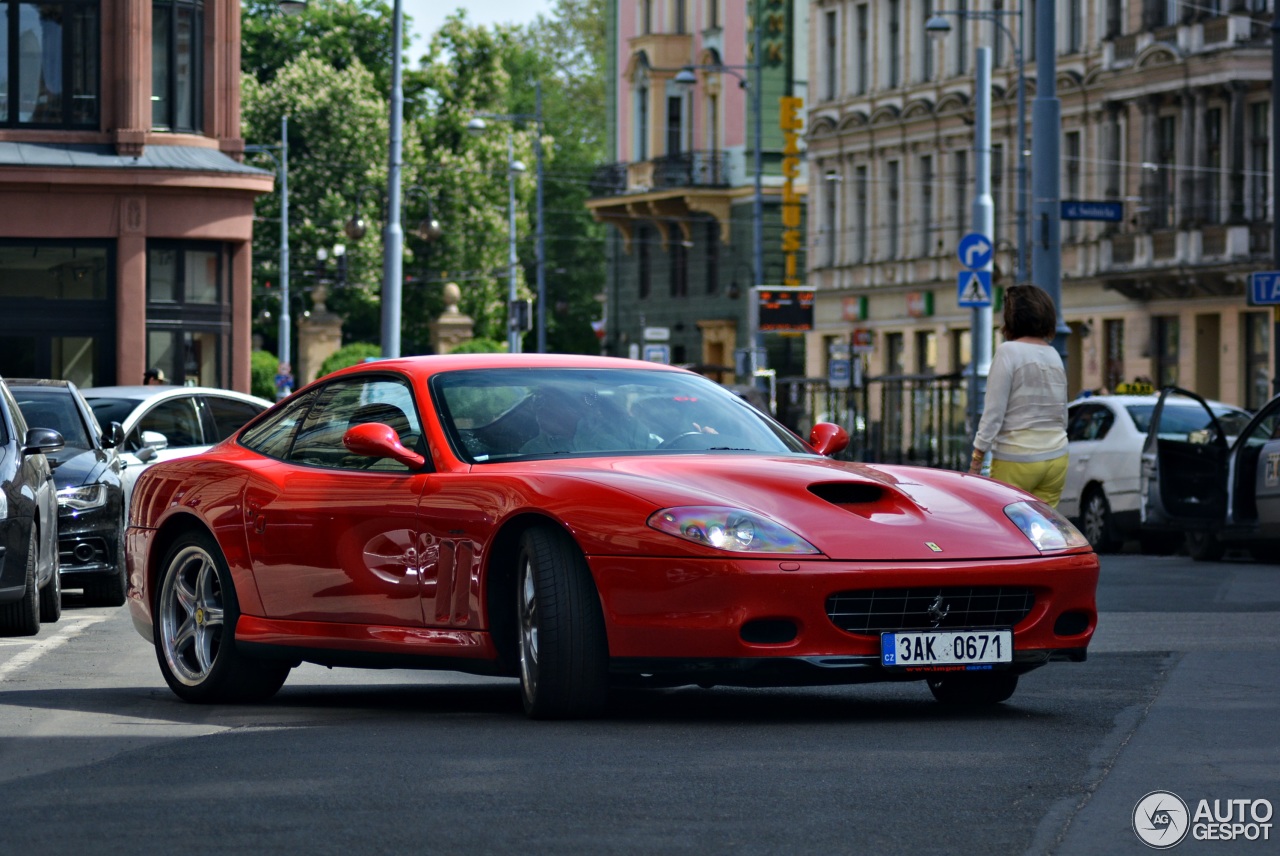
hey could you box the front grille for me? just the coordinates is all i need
[826,587,1036,635]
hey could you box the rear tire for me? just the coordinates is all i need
[927,672,1018,706]
[38,543,62,624]
[154,530,289,703]
[0,527,40,637]
[1184,530,1225,562]
[1080,489,1121,553]
[516,526,609,719]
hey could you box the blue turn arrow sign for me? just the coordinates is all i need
[957,233,993,270]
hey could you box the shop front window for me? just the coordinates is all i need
[0,241,113,383]
[146,240,229,386]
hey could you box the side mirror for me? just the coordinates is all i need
[102,421,125,449]
[23,427,65,456]
[808,422,850,457]
[135,430,169,462]
[343,422,426,469]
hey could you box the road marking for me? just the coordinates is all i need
[0,615,110,682]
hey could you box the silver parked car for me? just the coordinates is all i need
[80,386,272,513]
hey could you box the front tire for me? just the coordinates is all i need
[1080,489,1121,553]
[927,672,1018,706]
[0,527,40,636]
[1184,530,1225,562]
[154,531,289,703]
[516,526,609,719]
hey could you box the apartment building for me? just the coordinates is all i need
[0,0,271,390]
[588,0,809,378]
[804,0,1273,458]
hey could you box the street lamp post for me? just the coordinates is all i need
[381,0,405,358]
[467,83,546,351]
[245,114,291,398]
[926,6,1028,284]
[506,135,527,352]
[1032,0,1068,360]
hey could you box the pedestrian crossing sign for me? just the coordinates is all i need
[957,270,992,307]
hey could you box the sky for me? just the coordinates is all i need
[400,0,555,46]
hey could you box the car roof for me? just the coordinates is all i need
[1071,394,1245,412]
[80,385,272,406]
[6,378,73,390]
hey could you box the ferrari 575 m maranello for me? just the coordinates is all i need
[126,354,1098,718]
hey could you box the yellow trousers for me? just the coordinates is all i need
[988,454,1068,507]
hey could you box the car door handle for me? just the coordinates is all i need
[254,514,267,534]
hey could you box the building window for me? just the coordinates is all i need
[637,225,651,300]
[665,95,683,155]
[146,240,229,387]
[823,171,838,267]
[954,0,969,76]
[887,0,901,89]
[954,150,968,242]
[669,225,687,298]
[634,85,649,160]
[919,155,934,257]
[0,0,100,127]
[1153,315,1179,387]
[704,220,719,295]
[1249,103,1269,222]
[1243,313,1271,411]
[707,0,718,29]
[0,240,114,384]
[823,10,837,102]
[921,0,934,80]
[674,0,686,34]
[1067,0,1083,54]
[854,165,868,263]
[1104,319,1124,393]
[1154,115,1176,229]
[1064,131,1081,241]
[1204,107,1221,224]
[642,0,652,34]
[854,3,868,95]
[151,0,202,132]
[886,160,900,260]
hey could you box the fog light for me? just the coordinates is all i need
[73,543,97,564]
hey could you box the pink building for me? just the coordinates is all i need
[0,0,272,390]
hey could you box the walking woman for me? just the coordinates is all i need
[968,284,1069,506]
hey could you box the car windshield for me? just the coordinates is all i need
[14,389,92,448]
[86,397,140,427]
[432,367,808,462]
[1126,401,1249,436]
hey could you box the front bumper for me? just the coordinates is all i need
[56,505,123,580]
[588,551,1098,670]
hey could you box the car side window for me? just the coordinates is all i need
[288,376,424,473]
[239,392,317,460]
[203,396,268,443]
[137,397,203,448]
[1067,404,1111,442]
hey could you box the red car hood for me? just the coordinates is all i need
[536,454,1057,562]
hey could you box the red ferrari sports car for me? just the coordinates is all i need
[126,354,1098,718]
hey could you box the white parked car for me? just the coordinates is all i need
[1060,386,1252,552]
[80,385,272,512]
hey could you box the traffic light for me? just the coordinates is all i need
[510,299,534,332]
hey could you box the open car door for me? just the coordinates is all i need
[1230,395,1280,531]
[1139,387,1230,530]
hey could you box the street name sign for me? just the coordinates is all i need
[1061,200,1124,221]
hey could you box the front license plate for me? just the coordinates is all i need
[881,629,1012,670]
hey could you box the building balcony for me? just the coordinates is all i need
[590,150,731,198]
[1098,220,1270,301]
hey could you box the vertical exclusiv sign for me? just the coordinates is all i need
[780,95,804,286]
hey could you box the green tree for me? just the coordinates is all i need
[250,350,280,399]
[318,342,383,377]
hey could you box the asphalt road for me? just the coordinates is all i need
[1,551,1276,856]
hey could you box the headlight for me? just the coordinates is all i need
[1004,500,1089,552]
[647,506,820,554]
[57,484,107,511]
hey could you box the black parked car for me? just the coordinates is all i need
[0,376,64,635]
[10,379,128,606]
